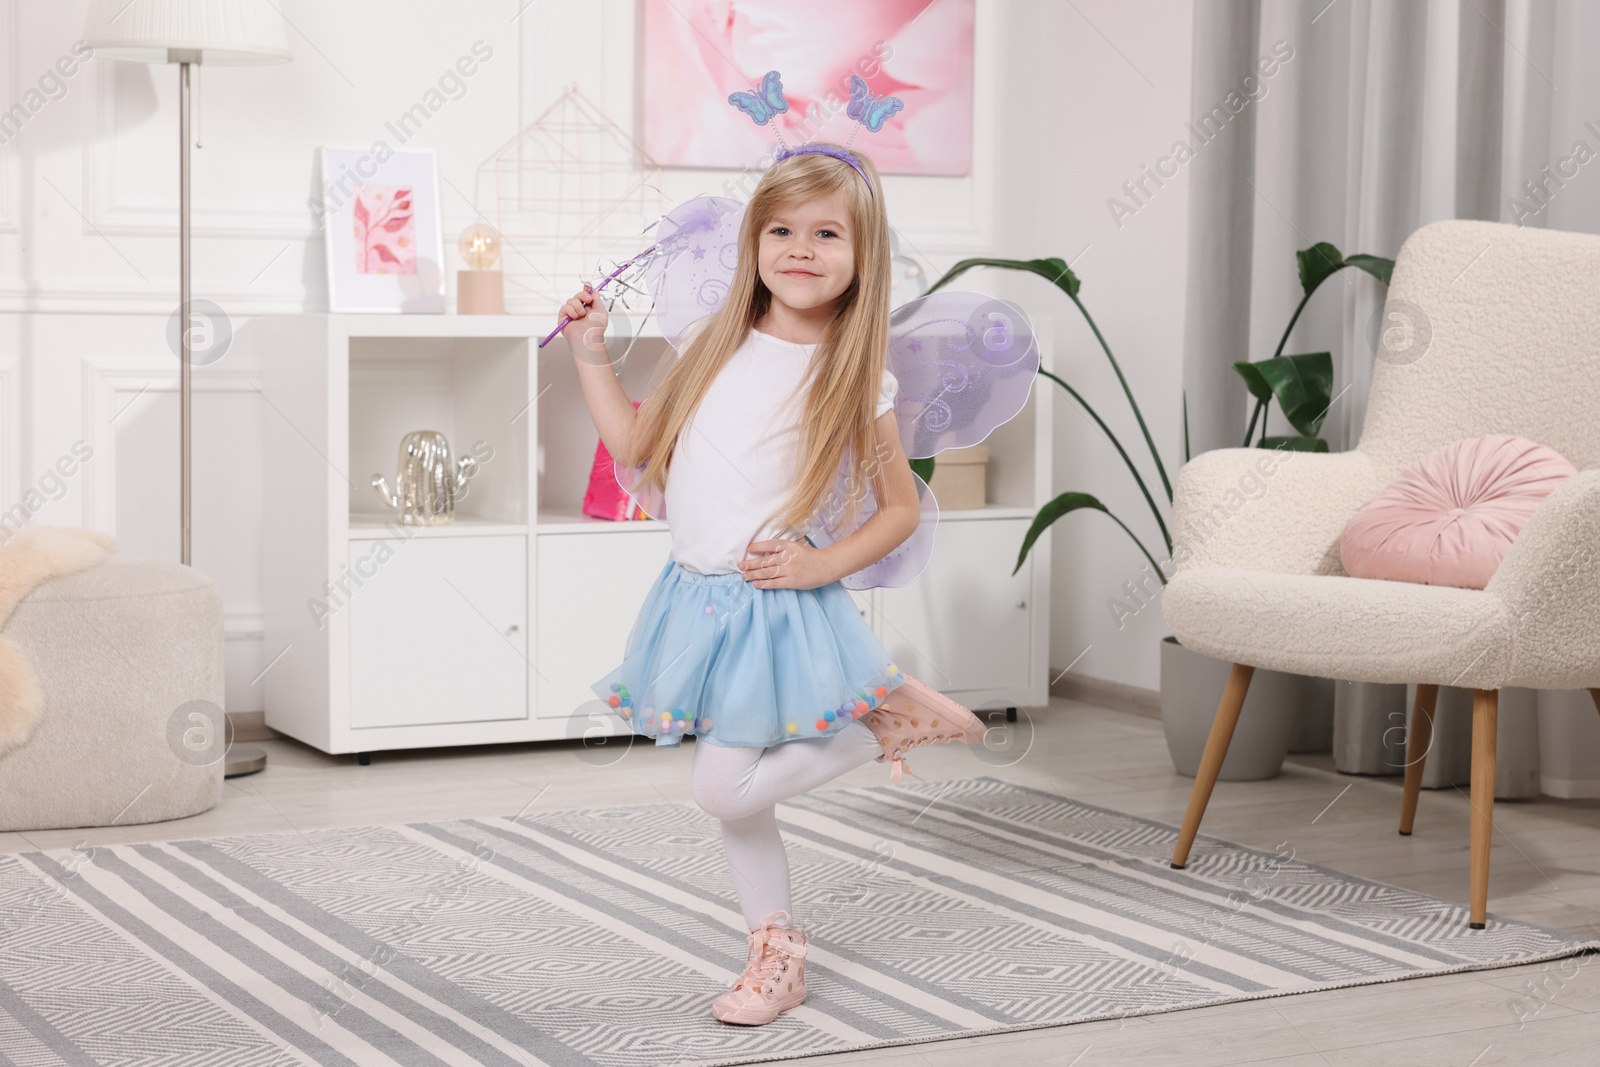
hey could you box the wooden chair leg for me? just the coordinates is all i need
[1398,684,1438,836]
[1170,663,1255,869]
[1468,688,1499,929]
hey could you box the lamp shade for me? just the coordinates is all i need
[83,0,291,65]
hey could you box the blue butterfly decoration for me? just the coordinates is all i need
[846,74,904,133]
[728,70,789,125]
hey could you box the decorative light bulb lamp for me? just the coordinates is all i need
[457,223,505,313]
[83,0,291,778]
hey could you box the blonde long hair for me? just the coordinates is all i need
[628,145,893,537]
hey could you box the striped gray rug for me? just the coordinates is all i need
[1,777,1594,1066]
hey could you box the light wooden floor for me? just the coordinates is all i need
[5,697,1598,1066]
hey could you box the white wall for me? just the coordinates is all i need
[0,0,1196,711]
[994,0,1193,693]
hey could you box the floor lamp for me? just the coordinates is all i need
[84,1,291,778]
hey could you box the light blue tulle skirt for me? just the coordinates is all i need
[590,553,907,748]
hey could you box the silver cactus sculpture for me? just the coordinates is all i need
[371,430,478,525]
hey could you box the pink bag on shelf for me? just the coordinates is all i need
[582,400,651,521]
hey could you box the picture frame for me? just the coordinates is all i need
[638,0,975,176]
[317,146,446,313]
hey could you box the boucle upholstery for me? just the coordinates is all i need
[1164,220,1600,690]
[1360,222,1599,477]
[1484,469,1600,689]
[0,555,224,832]
[1166,568,1515,688]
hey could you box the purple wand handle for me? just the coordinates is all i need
[538,244,658,349]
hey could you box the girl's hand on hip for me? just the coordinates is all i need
[739,538,832,590]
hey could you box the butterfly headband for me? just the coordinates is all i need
[727,69,905,196]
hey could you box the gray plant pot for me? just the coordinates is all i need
[1160,636,1332,781]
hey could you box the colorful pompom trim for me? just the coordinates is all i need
[609,662,906,742]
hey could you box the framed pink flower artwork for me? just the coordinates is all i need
[353,186,416,275]
[317,147,445,312]
[639,0,974,176]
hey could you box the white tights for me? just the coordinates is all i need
[690,721,882,930]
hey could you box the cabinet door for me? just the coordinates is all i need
[878,518,1033,692]
[349,535,528,728]
[535,530,674,720]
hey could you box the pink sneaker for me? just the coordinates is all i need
[711,911,809,1025]
[859,674,987,781]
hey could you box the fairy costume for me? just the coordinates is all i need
[586,73,1040,750]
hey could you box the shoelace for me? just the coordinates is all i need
[736,918,807,993]
[887,755,925,782]
[871,714,935,782]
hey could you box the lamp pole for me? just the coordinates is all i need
[178,54,192,565]
[84,2,289,779]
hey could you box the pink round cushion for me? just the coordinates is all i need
[1340,434,1576,589]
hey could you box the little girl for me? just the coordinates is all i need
[558,143,986,1026]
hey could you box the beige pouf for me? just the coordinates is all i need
[0,556,225,832]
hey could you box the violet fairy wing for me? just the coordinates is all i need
[608,195,745,524]
[608,396,669,523]
[802,459,940,590]
[642,195,746,353]
[886,290,1040,460]
[809,291,1039,589]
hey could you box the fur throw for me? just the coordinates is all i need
[0,526,116,758]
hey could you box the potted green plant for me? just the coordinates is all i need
[1233,242,1393,453]
[926,256,1172,580]
[929,242,1391,779]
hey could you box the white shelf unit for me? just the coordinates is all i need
[255,314,1053,755]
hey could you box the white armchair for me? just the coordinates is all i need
[1162,219,1600,929]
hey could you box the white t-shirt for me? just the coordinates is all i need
[663,329,897,575]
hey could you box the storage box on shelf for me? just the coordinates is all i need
[254,315,1053,756]
[927,443,988,509]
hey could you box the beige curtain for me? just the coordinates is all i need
[1182,0,1600,797]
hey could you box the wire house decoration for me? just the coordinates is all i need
[485,84,667,315]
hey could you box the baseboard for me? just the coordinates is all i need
[1539,775,1600,800]
[230,679,1168,740]
[1049,670,1160,719]
[228,710,279,743]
